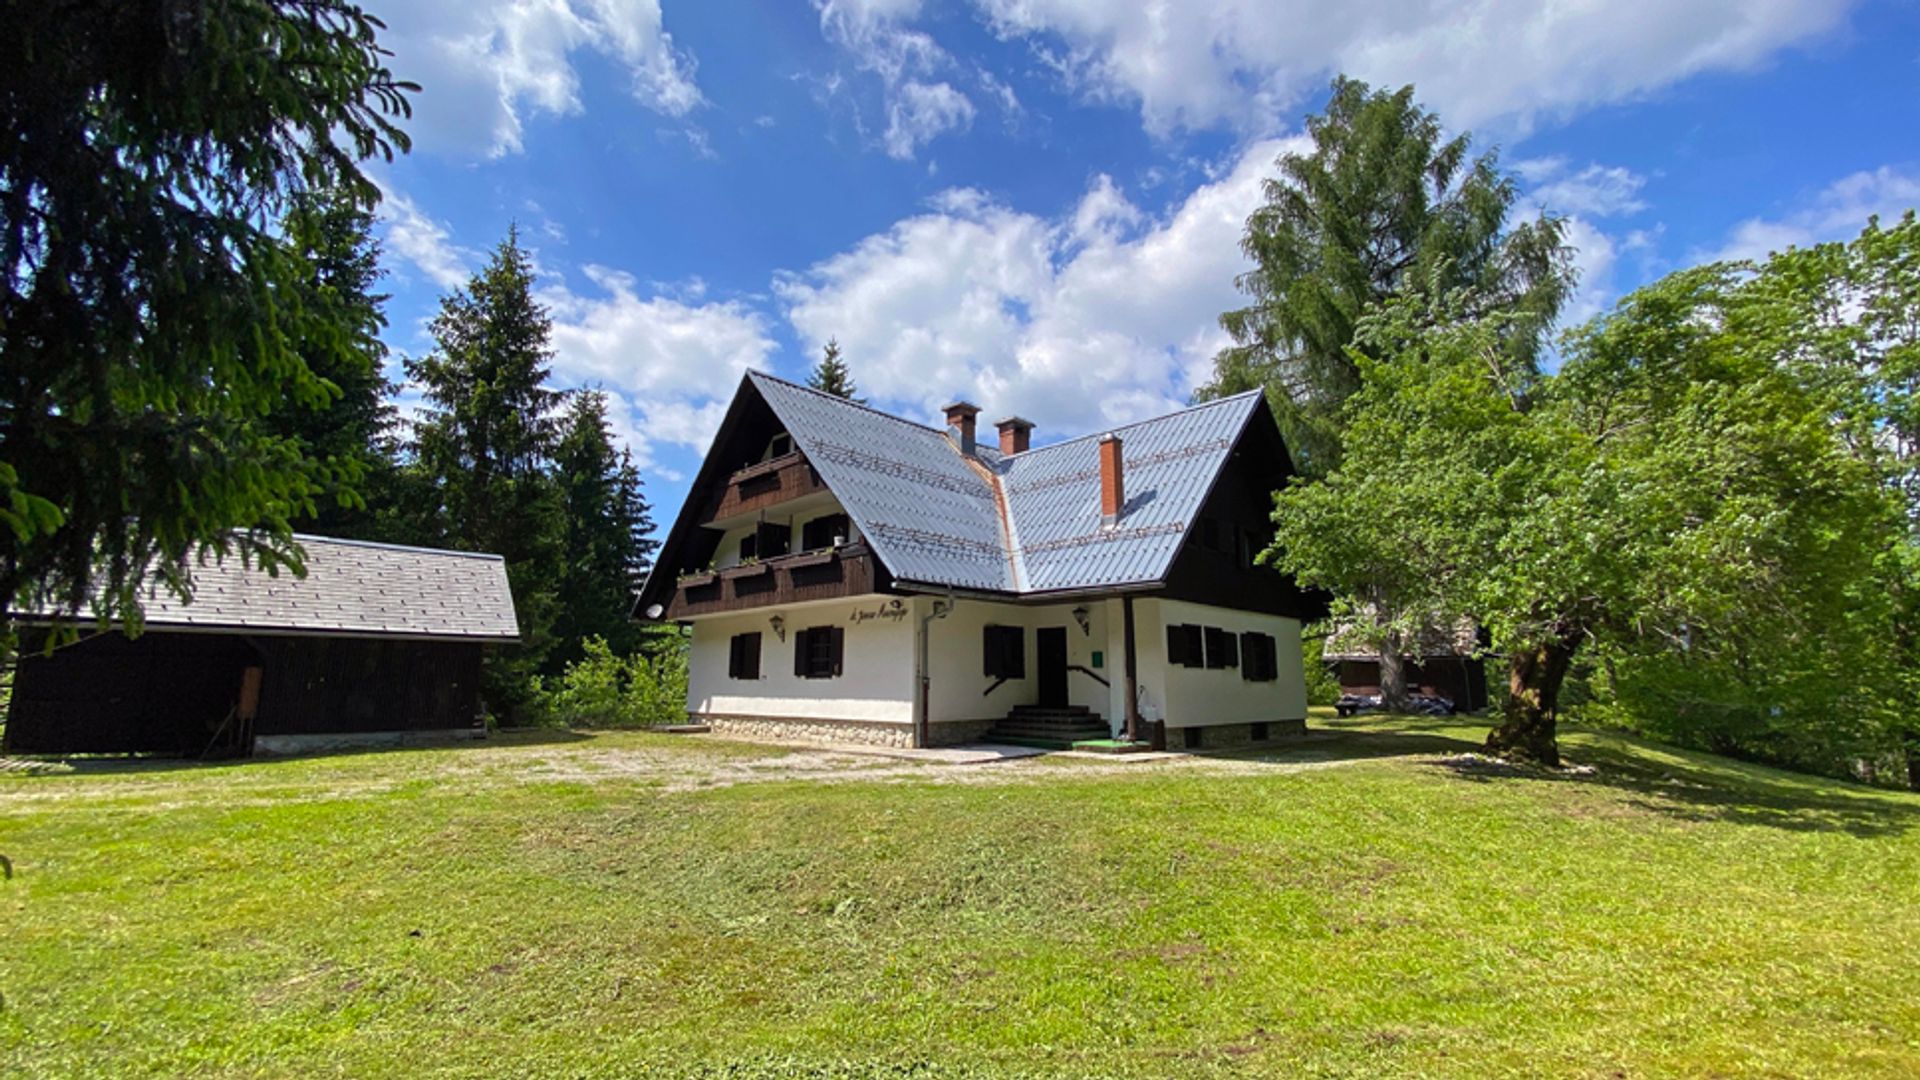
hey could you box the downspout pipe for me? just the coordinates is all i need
[916,593,955,748]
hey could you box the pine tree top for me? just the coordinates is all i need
[807,338,865,403]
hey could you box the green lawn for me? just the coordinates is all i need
[3,715,1918,1078]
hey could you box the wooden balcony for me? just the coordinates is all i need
[702,451,830,525]
[665,542,887,619]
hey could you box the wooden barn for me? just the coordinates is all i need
[4,536,519,757]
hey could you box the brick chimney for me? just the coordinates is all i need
[943,400,981,455]
[1099,433,1123,527]
[995,416,1034,455]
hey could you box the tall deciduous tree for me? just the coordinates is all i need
[1204,76,1572,475]
[271,187,400,541]
[406,228,565,711]
[1271,269,1896,766]
[551,390,659,667]
[0,1,413,629]
[807,339,864,402]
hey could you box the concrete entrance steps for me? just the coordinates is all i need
[987,704,1111,749]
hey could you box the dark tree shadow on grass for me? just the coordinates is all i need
[13,726,593,776]
[1427,723,1918,839]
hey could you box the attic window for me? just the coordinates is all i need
[766,433,794,460]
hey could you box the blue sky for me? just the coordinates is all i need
[364,0,1920,520]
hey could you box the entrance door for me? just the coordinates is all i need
[1037,627,1069,707]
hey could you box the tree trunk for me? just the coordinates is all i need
[1486,637,1579,767]
[1904,732,1920,793]
[1377,627,1411,714]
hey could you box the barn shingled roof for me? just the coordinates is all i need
[24,535,520,641]
[744,371,1267,596]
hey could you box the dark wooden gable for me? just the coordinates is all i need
[1155,398,1328,619]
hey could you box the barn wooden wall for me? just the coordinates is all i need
[5,631,486,756]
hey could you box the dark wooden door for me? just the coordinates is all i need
[1037,627,1069,707]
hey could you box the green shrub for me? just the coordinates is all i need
[1301,631,1341,706]
[530,635,688,729]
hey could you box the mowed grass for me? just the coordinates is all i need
[2,715,1918,1078]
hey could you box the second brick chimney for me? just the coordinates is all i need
[943,400,981,455]
[995,416,1034,455]
[1099,433,1124,527]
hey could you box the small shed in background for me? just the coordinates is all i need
[1324,618,1490,713]
[4,535,519,757]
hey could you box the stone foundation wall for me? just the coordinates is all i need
[1167,718,1307,752]
[698,714,915,749]
[927,718,997,747]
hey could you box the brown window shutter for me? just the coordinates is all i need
[829,626,845,676]
[794,628,809,677]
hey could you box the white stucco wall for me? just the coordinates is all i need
[685,593,1304,736]
[920,596,1115,725]
[1131,598,1307,727]
[686,597,914,723]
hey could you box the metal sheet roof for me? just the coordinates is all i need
[748,372,1264,597]
[29,535,521,641]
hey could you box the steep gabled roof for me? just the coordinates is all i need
[638,371,1277,608]
[750,373,1014,591]
[23,535,520,641]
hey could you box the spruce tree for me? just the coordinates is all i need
[0,1,414,629]
[406,227,565,713]
[807,339,865,402]
[272,187,400,541]
[1204,76,1573,475]
[551,391,659,667]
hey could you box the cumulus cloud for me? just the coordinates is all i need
[1518,158,1650,218]
[1708,165,1920,263]
[378,0,703,158]
[883,81,977,159]
[814,0,1027,160]
[951,0,1851,137]
[377,186,476,289]
[775,137,1310,435]
[540,266,778,465]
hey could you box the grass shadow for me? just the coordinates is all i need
[1210,721,1484,766]
[15,726,594,777]
[1422,720,1919,839]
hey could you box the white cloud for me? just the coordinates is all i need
[814,0,980,160]
[775,137,1311,435]
[959,0,1850,137]
[1709,165,1920,262]
[1518,158,1650,218]
[1560,216,1621,330]
[883,81,977,159]
[377,186,475,289]
[540,265,778,465]
[378,0,703,158]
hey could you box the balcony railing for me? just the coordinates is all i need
[666,542,881,618]
[701,450,829,524]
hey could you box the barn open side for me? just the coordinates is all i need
[4,535,519,757]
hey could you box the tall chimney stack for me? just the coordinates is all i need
[943,400,981,455]
[1099,433,1123,527]
[995,416,1034,456]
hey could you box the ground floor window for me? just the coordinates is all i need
[1203,626,1239,669]
[729,632,762,679]
[1240,632,1278,682]
[983,624,1025,678]
[794,625,844,679]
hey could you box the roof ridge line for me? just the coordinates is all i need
[747,369,949,436]
[997,391,1263,460]
[285,533,507,561]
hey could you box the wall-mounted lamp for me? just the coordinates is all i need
[1071,605,1091,636]
[768,614,786,642]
